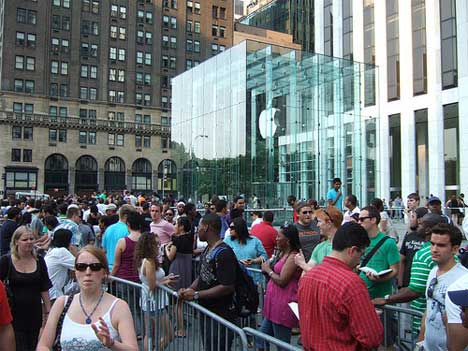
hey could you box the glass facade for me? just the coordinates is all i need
[389,114,401,197]
[443,103,459,197]
[412,0,427,95]
[363,0,376,107]
[440,0,457,89]
[172,40,378,206]
[386,0,400,101]
[323,0,333,56]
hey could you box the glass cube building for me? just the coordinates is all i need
[172,40,378,207]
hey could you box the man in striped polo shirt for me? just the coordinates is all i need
[372,213,448,334]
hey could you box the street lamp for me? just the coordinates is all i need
[189,134,208,201]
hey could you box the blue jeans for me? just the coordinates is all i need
[255,318,292,350]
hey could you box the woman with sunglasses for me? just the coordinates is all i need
[164,208,176,225]
[0,225,52,350]
[37,246,138,351]
[258,224,302,350]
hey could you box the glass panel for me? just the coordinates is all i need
[444,103,459,188]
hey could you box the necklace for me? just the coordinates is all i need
[79,290,105,324]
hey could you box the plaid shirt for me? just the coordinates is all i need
[298,256,383,351]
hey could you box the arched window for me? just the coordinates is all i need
[158,159,177,194]
[104,157,126,191]
[132,158,152,191]
[75,155,98,193]
[44,154,69,193]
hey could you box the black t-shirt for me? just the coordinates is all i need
[173,233,194,254]
[295,220,320,261]
[0,220,18,256]
[399,231,425,287]
[197,242,237,319]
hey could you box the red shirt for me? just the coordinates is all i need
[298,256,383,351]
[0,282,13,326]
[250,221,278,258]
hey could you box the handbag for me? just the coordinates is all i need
[4,255,15,311]
[53,294,75,351]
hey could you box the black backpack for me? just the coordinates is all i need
[212,246,260,317]
[459,245,468,269]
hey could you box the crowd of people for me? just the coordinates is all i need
[0,182,467,351]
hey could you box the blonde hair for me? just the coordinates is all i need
[10,225,37,260]
[75,245,110,274]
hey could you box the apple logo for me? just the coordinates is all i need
[258,108,280,139]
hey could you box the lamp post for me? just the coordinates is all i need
[189,134,208,201]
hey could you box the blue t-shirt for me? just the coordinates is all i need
[326,188,343,210]
[102,221,128,270]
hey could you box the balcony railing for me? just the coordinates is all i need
[0,111,171,136]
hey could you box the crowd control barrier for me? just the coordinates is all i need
[382,304,424,351]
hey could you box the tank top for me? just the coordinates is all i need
[138,259,168,311]
[116,236,139,282]
[60,297,119,351]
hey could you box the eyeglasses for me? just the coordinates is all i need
[229,226,235,230]
[75,263,104,272]
[301,211,313,215]
[358,216,373,222]
[427,277,438,299]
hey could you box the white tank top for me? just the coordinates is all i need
[60,297,120,351]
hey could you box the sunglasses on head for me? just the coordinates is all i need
[75,263,104,272]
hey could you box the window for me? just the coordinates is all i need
[25,80,35,94]
[109,90,116,101]
[212,6,218,18]
[80,87,88,99]
[12,126,22,139]
[50,83,58,96]
[59,129,67,142]
[52,38,60,52]
[171,17,177,29]
[212,25,218,36]
[186,59,192,69]
[143,115,151,124]
[137,10,144,23]
[412,0,427,95]
[110,26,117,39]
[111,4,118,17]
[171,0,177,9]
[161,116,169,125]
[118,69,125,82]
[170,57,176,69]
[145,53,152,65]
[108,133,115,145]
[162,55,169,68]
[16,8,26,24]
[440,0,458,89]
[52,15,60,30]
[324,0,333,56]
[27,34,36,48]
[387,0,400,101]
[16,32,25,46]
[23,149,32,162]
[81,42,89,56]
[89,88,97,100]
[61,62,68,75]
[60,84,68,97]
[186,20,193,32]
[79,131,87,144]
[109,47,117,60]
[136,72,143,85]
[143,136,151,148]
[194,40,200,53]
[194,2,200,14]
[14,79,23,92]
[62,17,70,30]
[15,56,24,70]
[116,134,124,146]
[219,26,226,38]
[220,7,226,19]
[135,135,142,148]
[219,45,225,52]
[186,39,193,51]
[12,149,21,162]
[119,27,126,40]
[137,31,144,44]
[146,12,153,24]
[163,16,170,27]
[136,51,143,64]
[187,1,193,13]
[170,36,177,49]
[91,44,98,57]
[145,32,152,45]
[6,171,37,189]
[90,66,97,79]
[91,1,99,14]
[49,129,57,142]
[144,94,151,106]
[162,35,169,48]
[62,39,69,54]
[23,127,33,140]
[81,65,88,78]
[194,21,200,33]
[161,137,169,149]
[135,93,143,105]
[118,48,125,61]
[161,96,169,108]
[119,6,127,19]
[51,61,59,74]
[211,43,218,55]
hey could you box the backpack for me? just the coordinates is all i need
[211,246,259,317]
[458,245,468,269]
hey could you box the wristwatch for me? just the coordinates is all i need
[384,294,390,304]
[193,291,200,300]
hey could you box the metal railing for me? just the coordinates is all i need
[382,305,424,351]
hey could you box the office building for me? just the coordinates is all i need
[0,0,233,197]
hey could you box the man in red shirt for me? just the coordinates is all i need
[298,222,383,351]
[0,281,15,351]
[251,211,278,258]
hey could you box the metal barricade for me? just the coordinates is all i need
[243,327,302,351]
[108,276,151,350]
[150,284,249,351]
[382,304,424,351]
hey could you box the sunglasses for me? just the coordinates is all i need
[427,277,438,299]
[358,216,373,222]
[165,213,174,216]
[75,263,104,272]
[229,226,235,230]
[301,211,313,215]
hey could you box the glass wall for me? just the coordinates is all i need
[412,0,427,95]
[440,0,457,89]
[386,0,400,101]
[443,103,459,198]
[172,40,378,206]
[389,114,401,196]
[323,0,333,56]
[363,0,376,106]
[415,109,429,197]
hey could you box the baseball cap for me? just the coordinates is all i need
[415,207,429,219]
[448,290,468,307]
[421,213,447,226]
[428,196,442,204]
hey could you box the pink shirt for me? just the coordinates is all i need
[150,219,175,246]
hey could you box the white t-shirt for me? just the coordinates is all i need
[342,206,360,224]
[251,217,263,228]
[424,263,468,350]
[44,247,76,300]
[446,272,468,323]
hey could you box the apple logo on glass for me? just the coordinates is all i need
[258,108,280,139]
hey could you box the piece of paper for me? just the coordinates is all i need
[288,302,299,320]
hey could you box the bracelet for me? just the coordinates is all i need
[268,271,274,277]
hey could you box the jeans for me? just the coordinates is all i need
[255,318,292,350]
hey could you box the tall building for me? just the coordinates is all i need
[242,0,468,203]
[0,0,233,197]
